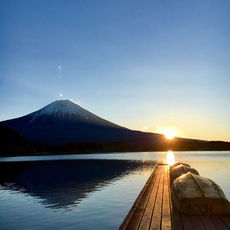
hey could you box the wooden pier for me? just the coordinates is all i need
[119,164,230,230]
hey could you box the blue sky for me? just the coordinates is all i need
[1,0,230,141]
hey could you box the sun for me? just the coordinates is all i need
[163,129,176,140]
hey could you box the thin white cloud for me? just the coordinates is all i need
[156,125,163,132]
[57,65,62,78]
[58,65,62,71]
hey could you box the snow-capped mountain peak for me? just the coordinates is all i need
[29,100,94,121]
[35,100,82,116]
[27,99,120,128]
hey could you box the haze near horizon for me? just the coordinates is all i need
[1,1,230,142]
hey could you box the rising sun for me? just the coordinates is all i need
[163,129,176,140]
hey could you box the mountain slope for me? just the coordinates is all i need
[2,100,158,146]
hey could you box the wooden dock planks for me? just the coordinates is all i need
[119,164,171,230]
[119,164,230,230]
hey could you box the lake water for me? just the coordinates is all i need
[0,151,229,229]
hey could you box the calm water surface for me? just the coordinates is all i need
[0,151,229,229]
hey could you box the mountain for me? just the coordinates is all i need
[0,123,51,155]
[2,99,230,153]
[1,100,160,146]
[0,123,25,144]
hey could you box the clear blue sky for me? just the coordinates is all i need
[1,0,230,141]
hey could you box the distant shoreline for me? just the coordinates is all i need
[1,147,230,158]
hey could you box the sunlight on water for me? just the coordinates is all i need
[166,151,175,165]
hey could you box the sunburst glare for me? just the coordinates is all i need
[163,129,176,140]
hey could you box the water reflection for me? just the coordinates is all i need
[166,151,175,165]
[0,159,156,210]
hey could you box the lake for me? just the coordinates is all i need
[0,151,229,229]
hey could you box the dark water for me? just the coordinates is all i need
[0,158,156,229]
[0,151,229,229]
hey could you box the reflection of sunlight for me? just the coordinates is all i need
[166,151,175,165]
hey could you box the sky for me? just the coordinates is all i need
[1,0,230,142]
